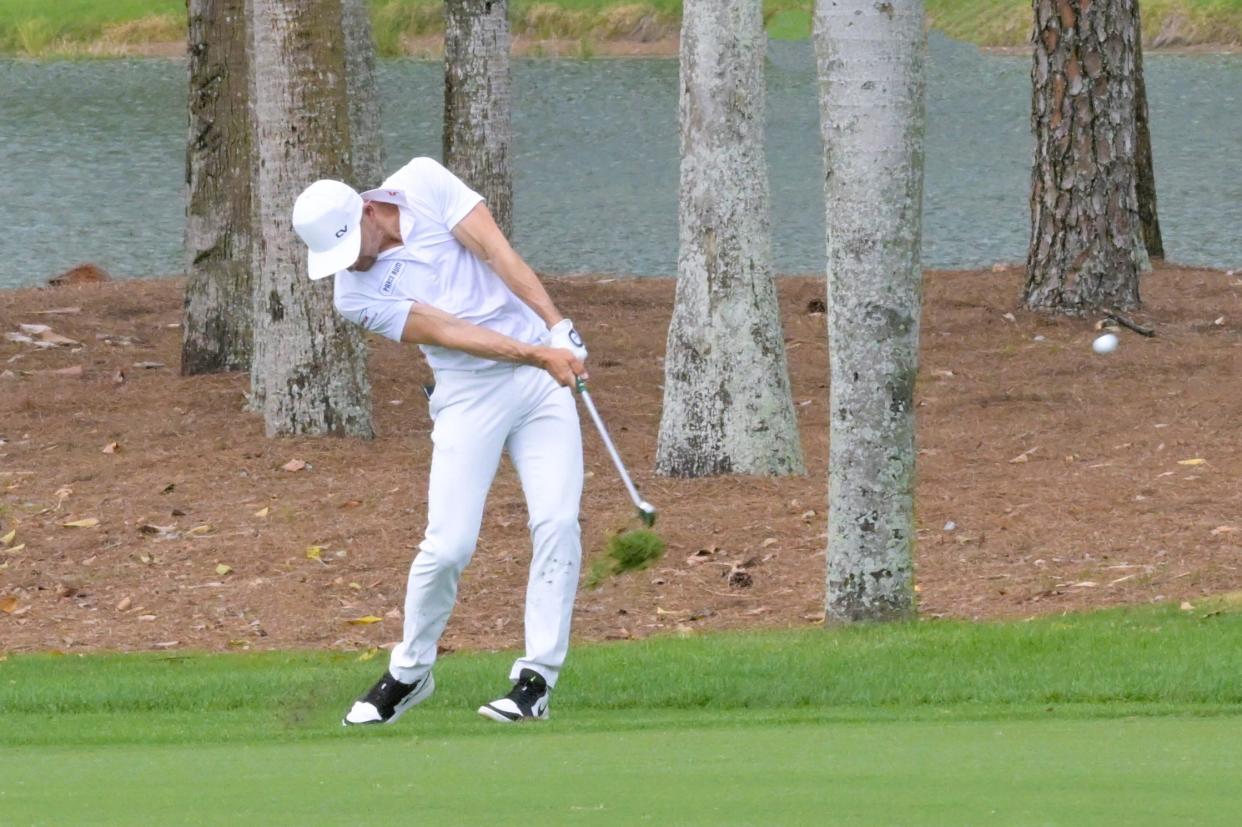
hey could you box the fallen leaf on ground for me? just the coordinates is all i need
[138,524,176,537]
[1211,526,1238,536]
[38,330,79,347]
[39,365,83,377]
[306,546,323,561]
[188,525,211,535]
[101,441,119,454]
[339,500,362,509]
[253,507,269,518]
[5,544,26,554]
[357,647,382,661]
[1178,458,1207,466]
[346,615,382,625]
[116,597,132,612]
[63,518,99,528]
[0,596,18,613]
[282,459,307,472]
[1,529,14,545]
[215,563,232,575]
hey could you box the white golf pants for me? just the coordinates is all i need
[388,363,583,688]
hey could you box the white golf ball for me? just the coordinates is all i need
[1092,333,1119,354]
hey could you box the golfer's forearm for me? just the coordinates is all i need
[488,248,563,328]
[451,204,564,327]
[401,306,542,366]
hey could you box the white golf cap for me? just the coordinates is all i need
[292,179,364,280]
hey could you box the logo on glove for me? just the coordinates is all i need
[569,329,583,348]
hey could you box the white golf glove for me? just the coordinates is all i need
[544,318,588,363]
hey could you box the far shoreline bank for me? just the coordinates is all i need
[6,35,1240,61]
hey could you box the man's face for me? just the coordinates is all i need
[349,204,384,272]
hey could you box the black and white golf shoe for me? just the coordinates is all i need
[342,670,435,726]
[478,669,551,723]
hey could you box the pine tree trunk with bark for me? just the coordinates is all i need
[1133,3,1164,260]
[814,0,926,622]
[342,0,386,188]
[248,0,374,438]
[1026,0,1145,313]
[444,0,513,237]
[182,0,253,375]
[656,0,804,479]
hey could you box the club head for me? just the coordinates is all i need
[637,501,657,528]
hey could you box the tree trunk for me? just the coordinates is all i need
[248,0,374,438]
[1133,2,1164,260]
[182,0,253,375]
[342,0,386,188]
[655,0,804,479]
[815,0,926,622]
[444,0,513,237]
[1026,0,1145,313]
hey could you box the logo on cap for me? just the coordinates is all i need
[334,224,349,239]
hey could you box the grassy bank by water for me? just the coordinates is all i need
[4,603,1242,824]
[1,0,1239,57]
[927,0,1242,47]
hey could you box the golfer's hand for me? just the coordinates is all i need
[535,346,586,387]
[544,319,588,363]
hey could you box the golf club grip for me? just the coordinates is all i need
[578,388,645,509]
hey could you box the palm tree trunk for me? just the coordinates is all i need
[444,0,513,236]
[182,0,253,375]
[248,0,374,438]
[656,0,804,478]
[815,0,926,621]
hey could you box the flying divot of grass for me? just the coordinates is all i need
[584,528,666,589]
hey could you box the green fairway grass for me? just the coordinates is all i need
[4,718,1241,825]
[3,604,1242,823]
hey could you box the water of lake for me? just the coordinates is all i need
[0,35,1238,290]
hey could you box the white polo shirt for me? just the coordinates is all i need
[333,157,547,372]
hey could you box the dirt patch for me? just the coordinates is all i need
[3,265,1242,655]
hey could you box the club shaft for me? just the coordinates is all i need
[577,387,644,509]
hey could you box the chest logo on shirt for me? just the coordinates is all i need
[379,261,403,296]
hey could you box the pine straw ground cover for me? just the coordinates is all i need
[2,265,1242,656]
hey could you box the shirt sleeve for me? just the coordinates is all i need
[399,157,485,230]
[334,286,413,343]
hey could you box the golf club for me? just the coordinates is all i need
[574,377,657,527]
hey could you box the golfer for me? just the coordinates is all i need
[292,157,587,725]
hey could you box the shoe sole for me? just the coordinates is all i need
[342,672,435,727]
[477,702,549,724]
